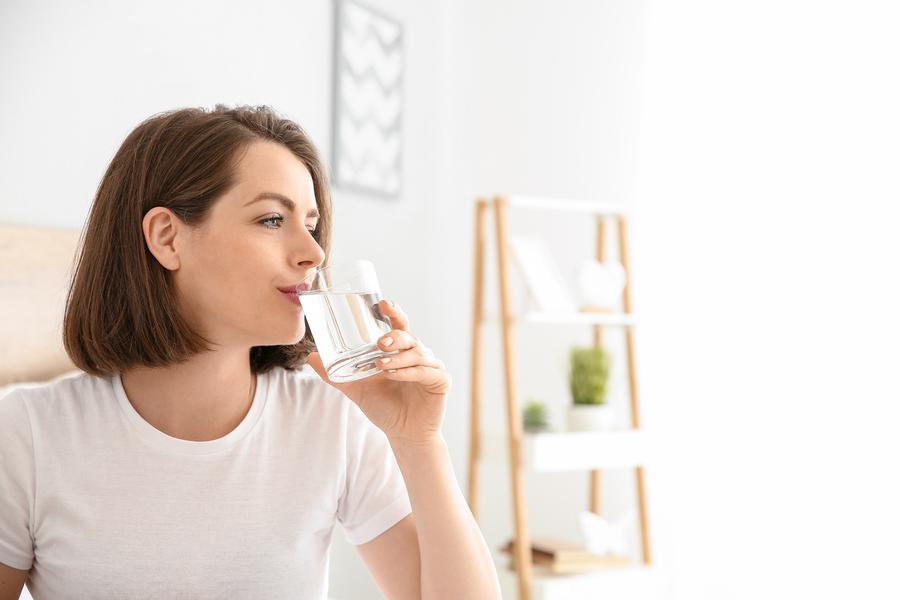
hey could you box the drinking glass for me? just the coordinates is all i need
[298,259,399,382]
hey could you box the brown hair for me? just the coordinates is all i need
[63,104,332,377]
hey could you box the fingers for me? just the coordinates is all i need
[375,298,440,364]
[379,299,409,332]
[381,364,450,388]
[377,299,417,351]
[377,329,420,353]
[377,346,444,372]
[372,299,449,390]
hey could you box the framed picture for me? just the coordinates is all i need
[507,236,577,313]
[330,0,404,198]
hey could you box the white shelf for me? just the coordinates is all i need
[495,558,661,600]
[483,310,637,327]
[481,430,650,472]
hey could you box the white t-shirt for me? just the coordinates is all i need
[0,366,412,599]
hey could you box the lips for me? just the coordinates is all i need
[280,289,302,307]
[277,283,312,294]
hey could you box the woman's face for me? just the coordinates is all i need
[173,140,325,349]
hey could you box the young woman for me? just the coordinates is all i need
[0,105,501,599]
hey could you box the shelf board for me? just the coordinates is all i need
[483,310,637,327]
[480,429,649,472]
[495,557,660,600]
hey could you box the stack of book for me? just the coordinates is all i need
[500,537,630,575]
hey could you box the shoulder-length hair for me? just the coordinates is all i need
[63,104,333,377]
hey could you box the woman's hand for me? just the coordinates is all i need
[305,299,451,445]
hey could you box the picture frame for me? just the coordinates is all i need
[506,236,577,313]
[330,0,404,198]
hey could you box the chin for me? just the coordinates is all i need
[279,324,307,346]
[244,305,306,346]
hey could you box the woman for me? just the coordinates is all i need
[0,105,501,599]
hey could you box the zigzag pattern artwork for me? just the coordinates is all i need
[331,0,403,197]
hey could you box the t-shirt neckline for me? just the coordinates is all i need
[112,370,269,456]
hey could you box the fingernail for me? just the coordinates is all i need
[380,357,392,364]
[387,299,395,307]
[382,336,394,346]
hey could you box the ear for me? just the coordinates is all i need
[142,207,184,271]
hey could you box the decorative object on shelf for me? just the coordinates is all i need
[522,397,550,433]
[576,259,626,311]
[499,536,630,574]
[577,510,631,557]
[567,345,614,431]
[331,0,403,197]
[507,235,577,313]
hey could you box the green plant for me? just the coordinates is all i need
[569,346,612,405]
[522,398,549,432]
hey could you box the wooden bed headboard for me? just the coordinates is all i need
[0,223,83,386]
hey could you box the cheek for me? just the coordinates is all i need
[185,239,264,310]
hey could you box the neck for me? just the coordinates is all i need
[120,347,256,442]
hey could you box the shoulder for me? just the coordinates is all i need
[0,370,117,436]
[1,370,104,411]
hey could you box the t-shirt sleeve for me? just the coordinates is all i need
[0,389,36,570]
[336,398,412,546]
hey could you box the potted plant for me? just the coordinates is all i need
[567,346,614,432]
[522,397,550,433]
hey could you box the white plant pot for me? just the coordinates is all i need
[567,404,615,432]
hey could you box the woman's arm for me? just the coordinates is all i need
[308,298,501,598]
[0,562,28,600]
[389,435,502,600]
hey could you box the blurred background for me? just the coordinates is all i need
[2,0,899,598]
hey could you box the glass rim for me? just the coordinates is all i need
[299,259,377,292]
[306,258,374,280]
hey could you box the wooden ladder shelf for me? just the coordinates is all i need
[466,195,653,600]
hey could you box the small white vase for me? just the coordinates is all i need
[567,404,615,432]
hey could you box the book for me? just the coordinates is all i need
[499,537,631,575]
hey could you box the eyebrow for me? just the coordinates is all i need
[244,192,320,218]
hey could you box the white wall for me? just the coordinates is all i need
[633,2,900,598]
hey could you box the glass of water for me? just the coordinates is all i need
[298,259,399,383]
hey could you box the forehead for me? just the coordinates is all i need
[230,140,316,206]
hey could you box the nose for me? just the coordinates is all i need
[293,235,325,273]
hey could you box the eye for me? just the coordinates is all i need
[259,214,284,229]
[259,213,318,236]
